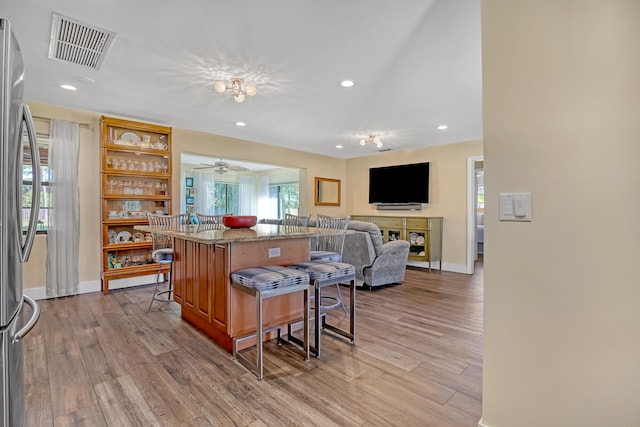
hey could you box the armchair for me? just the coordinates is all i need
[341,220,410,288]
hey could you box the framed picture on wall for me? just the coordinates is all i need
[186,196,194,204]
[185,177,194,187]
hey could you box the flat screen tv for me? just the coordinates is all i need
[368,162,430,204]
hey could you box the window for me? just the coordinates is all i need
[22,134,51,233]
[212,182,240,215]
[269,182,299,217]
[476,168,484,214]
[477,185,485,210]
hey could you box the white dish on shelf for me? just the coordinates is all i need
[120,132,140,143]
[409,232,418,244]
[416,235,425,245]
[116,231,132,243]
[108,229,117,244]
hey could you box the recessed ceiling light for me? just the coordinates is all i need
[437,124,448,130]
[340,80,355,88]
[336,144,343,149]
[235,121,247,127]
[59,84,77,91]
[77,76,95,84]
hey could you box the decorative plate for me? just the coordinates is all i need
[409,232,418,243]
[108,229,117,244]
[132,232,144,242]
[120,132,141,143]
[116,230,132,243]
[416,235,425,245]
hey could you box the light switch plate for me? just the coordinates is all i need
[499,192,532,221]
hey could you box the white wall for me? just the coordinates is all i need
[481,2,640,426]
[346,139,483,272]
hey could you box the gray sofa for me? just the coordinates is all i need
[258,218,410,288]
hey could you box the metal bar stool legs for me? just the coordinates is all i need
[288,260,356,358]
[313,276,355,357]
[231,266,310,381]
[148,258,173,311]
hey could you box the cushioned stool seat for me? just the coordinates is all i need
[309,250,342,262]
[288,260,356,358]
[231,265,310,380]
[231,265,311,291]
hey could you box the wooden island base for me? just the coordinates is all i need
[171,237,309,352]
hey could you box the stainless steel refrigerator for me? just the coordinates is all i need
[1,18,42,427]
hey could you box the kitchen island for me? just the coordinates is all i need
[135,223,344,352]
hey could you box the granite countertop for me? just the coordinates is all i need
[134,223,348,244]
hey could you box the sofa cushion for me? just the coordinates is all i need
[346,220,384,256]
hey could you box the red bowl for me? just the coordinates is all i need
[222,215,257,229]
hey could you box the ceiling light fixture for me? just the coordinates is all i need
[340,80,355,88]
[437,124,448,130]
[213,78,257,103]
[235,121,247,127]
[359,134,383,148]
[59,84,77,91]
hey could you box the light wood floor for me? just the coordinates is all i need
[23,262,483,426]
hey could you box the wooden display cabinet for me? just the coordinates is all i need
[100,116,173,294]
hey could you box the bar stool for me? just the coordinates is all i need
[284,213,310,227]
[196,213,224,226]
[287,260,356,358]
[146,213,188,311]
[231,265,310,381]
[309,214,350,314]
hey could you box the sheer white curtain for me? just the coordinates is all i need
[238,176,256,215]
[257,176,277,219]
[46,120,80,297]
[193,172,216,214]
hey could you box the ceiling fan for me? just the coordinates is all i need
[195,160,249,174]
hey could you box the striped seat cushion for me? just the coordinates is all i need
[289,260,355,281]
[231,266,310,291]
[152,248,173,262]
[309,250,342,262]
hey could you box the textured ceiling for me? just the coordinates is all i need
[3,0,482,159]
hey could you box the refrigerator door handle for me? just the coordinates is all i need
[19,104,41,262]
[12,295,40,343]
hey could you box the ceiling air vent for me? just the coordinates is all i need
[48,12,116,70]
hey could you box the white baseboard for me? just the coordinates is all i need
[108,274,160,291]
[478,417,488,427]
[406,260,469,274]
[24,274,159,300]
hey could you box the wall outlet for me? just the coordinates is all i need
[268,247,281,258]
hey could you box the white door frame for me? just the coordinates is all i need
[466,155,483,274]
